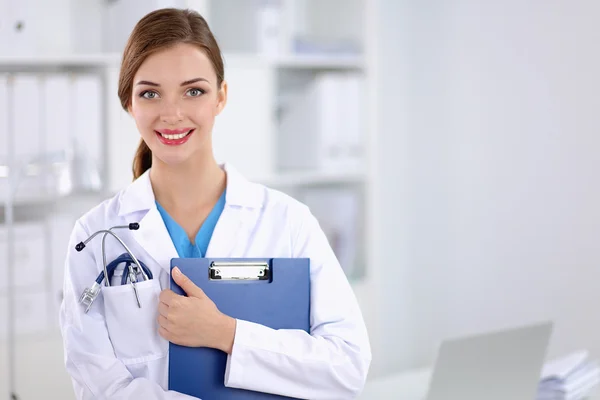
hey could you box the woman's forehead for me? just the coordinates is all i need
[134,43,216,85]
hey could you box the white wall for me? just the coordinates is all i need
[373,0,600,374]
[366,0,412,377]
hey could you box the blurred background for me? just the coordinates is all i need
[2,0,600,398]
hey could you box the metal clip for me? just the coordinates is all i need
[209,261,270,281]
[127,264,142,308]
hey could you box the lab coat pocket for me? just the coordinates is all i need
[103,279,167,365]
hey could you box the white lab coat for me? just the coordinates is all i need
[59,163,371,399]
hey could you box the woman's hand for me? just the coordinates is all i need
[158,267,236,353]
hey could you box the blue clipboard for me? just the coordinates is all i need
[168,258,310,399]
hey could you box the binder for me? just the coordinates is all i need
[169,258,311,399]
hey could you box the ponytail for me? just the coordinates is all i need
[132,139,152,180]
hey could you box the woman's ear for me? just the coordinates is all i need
[215,80,228,116]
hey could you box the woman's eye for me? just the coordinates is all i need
[187,88,204,97]
[141,91,158,99]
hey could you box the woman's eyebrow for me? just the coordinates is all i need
[136,80,159,87]
[135,78,210,87]
[180,77,209,86]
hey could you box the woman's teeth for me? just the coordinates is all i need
[160,130,191,140]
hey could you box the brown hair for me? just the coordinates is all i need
[118,8,225,179]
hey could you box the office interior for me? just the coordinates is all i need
[2,0,600,399]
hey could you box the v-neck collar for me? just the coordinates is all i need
[156,189,226,258]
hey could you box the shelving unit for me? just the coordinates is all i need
[0,48,113,396]
[202,0,370,283]
[0,0,372,282]
[0,1,375,397]
[0,0,372,297]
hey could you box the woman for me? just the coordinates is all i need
[59,8,371,399]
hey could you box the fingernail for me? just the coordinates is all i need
[173,267,181,277]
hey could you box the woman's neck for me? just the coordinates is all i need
[149,155,226,214]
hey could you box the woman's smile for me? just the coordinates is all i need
[155,128,195,145]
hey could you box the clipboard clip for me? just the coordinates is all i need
[209,261,270,281]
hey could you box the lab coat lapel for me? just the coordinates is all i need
[118,170,178,274]
[205,205,249,257]
[205,164,263,258]
[133,206,178,274]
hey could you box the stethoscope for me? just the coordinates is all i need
[75,223,153,313]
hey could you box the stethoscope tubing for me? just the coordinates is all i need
[94,253,153,285]
[76,224,149,286]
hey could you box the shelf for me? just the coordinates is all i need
[0,53,121,69]
[221,52,364,70]
[0,190,110,225]
[271,54,365,70]
[258,170,365,187]
[0,52,363,71]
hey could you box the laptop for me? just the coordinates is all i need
[423,321,553,400]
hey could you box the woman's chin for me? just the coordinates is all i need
[149,137,210,168]
[153,152,194,168]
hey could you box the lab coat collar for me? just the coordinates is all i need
[117,162,263,216]
[222,163,264,208]
[117,169,154,216]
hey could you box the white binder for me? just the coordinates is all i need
[0,74,8,202]
[72,74,103,173]
[12,74,42,200]
[277,72,347,172]
[43,74,71,156]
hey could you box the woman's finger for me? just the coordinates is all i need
[158,301,169,318]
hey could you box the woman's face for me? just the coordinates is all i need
[129,43,227,167]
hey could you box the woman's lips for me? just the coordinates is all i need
[155,128,195,146]
[156,128,193,135]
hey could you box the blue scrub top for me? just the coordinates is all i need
[156,190,226,258]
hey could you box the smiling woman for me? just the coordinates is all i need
[59,7,371,400]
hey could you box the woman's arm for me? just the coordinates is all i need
[60,220,196,400]
[223,206,372,399]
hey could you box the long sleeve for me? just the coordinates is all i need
[223,207,372,399]
[59,220,196,400]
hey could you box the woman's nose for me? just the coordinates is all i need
[160,100,184,124]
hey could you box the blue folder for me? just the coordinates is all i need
[168,258,310,399]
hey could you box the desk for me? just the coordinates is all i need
[359,369,600,400]
[359,369,431,399]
